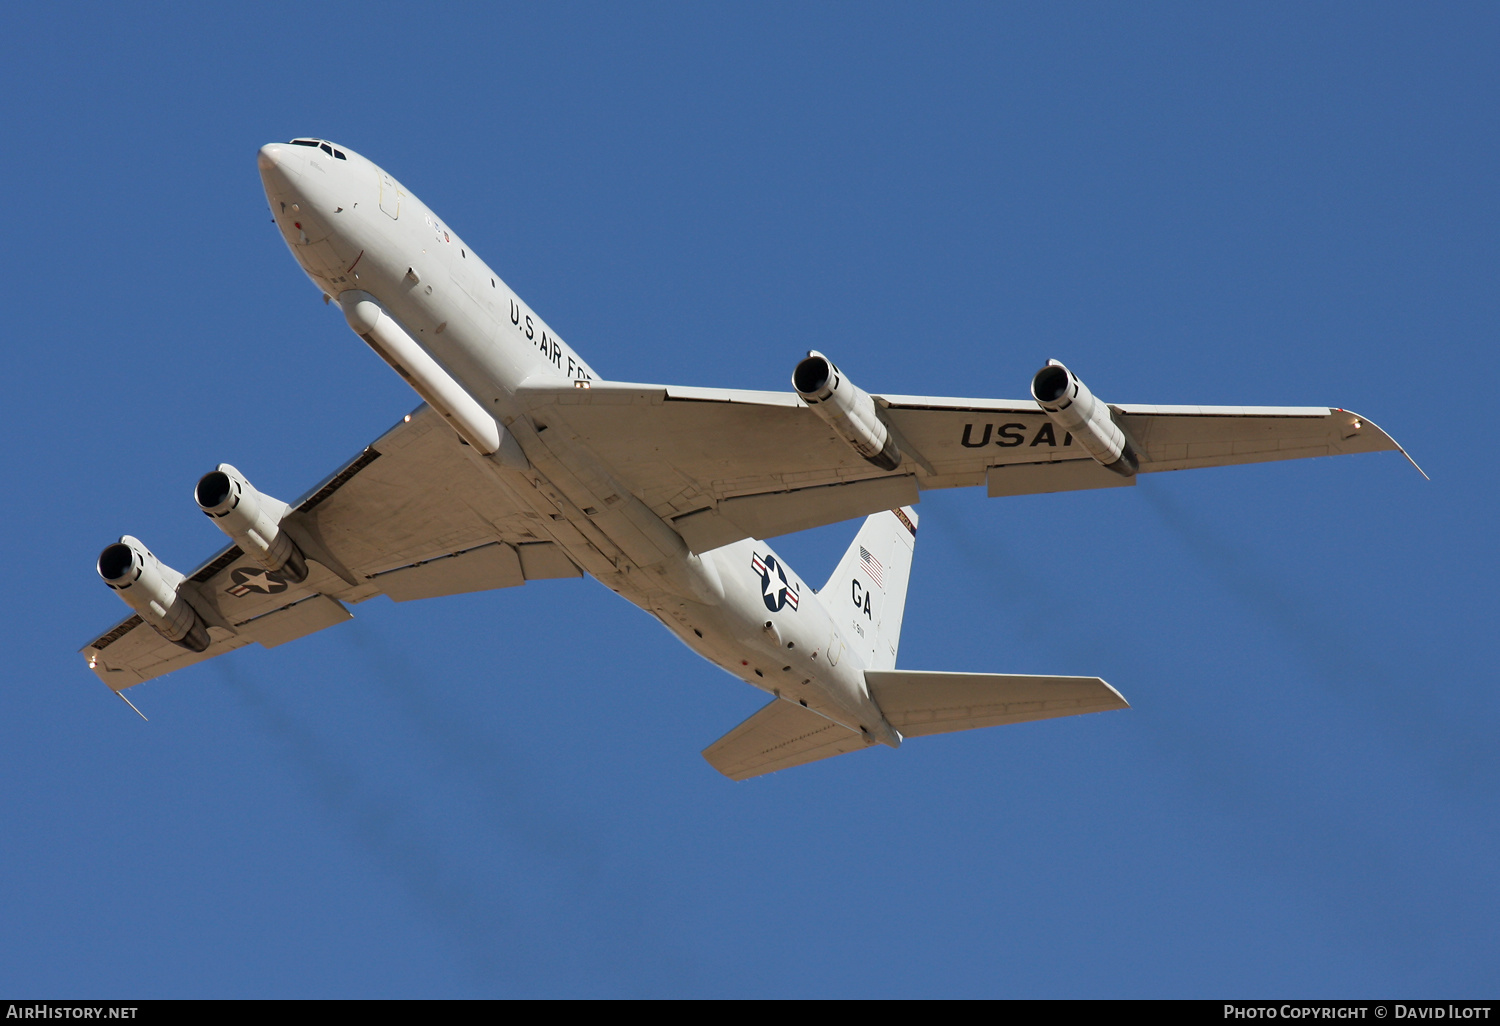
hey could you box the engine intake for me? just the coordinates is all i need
[97,536,210,651]
[792,352,901,471]
[1030,360,1138,475]
[195,464,308,582]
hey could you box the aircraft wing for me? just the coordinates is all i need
[82,403,581,690]
[516,381,1411,552]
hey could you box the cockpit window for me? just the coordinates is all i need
[288,138,347,159]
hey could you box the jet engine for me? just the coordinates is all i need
[195,464,308,583]
[792,351,901,471]
[97,536,211,652]
[1030,360,1138,476]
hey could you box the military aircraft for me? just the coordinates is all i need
[82,139,1416,779]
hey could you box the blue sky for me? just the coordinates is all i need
[1,2,1495,997]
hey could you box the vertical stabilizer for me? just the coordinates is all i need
[822,507,918,671]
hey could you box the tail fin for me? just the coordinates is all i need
[822,506,918,671]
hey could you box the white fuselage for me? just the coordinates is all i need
[256,140,898,747]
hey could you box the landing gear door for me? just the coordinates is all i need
[379,172,401,219]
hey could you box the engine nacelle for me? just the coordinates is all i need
[792,351,901,471]
[1030,360,1138,476]
[195,464,308,582]
[97,536,211,652]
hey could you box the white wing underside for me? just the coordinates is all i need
[516,381,1409,553]
[83,404,580,689]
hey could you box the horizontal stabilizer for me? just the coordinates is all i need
[865,669,1128,738]
[703,698,871,781]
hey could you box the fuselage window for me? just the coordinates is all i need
[320,143,333,156]
[290,139,320,147]
[333,149,347,160]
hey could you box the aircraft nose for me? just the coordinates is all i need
[257,142,289,173]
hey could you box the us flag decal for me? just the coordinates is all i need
[859,546,884,588]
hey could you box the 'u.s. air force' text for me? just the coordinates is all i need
[508,299,592,381]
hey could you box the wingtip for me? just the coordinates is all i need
[1099,677,1130,709]
[1381,428,1429,480]
[1338,410,1427,480]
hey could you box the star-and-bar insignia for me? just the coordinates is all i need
[751,552,800,613]
[226,566,289,597]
